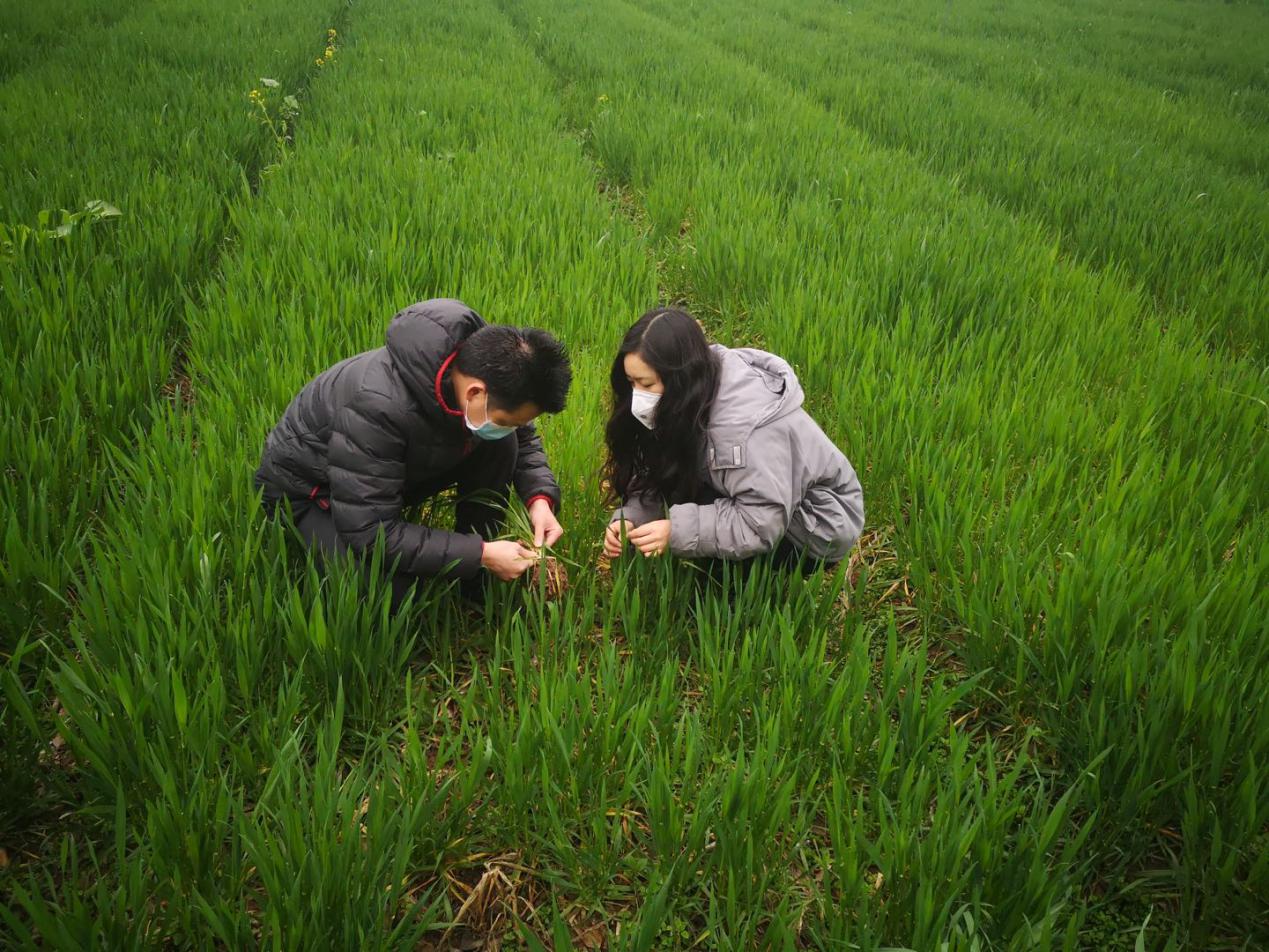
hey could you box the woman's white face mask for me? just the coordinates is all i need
[630,388,661,429]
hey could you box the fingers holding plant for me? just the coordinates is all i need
[604,519,634,557]
[626,519,671,557]
[481,540,539,581]
[529,497,563,548]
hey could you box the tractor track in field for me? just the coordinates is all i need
[492,0,1060,778]
[1,4,357,627]
[159,0,355,413]
[1,0,359,886]
[775,1,1269,186]
[493,0,953,657]
[503,0,1267,475]
[488,0,745,333]
[622,0,1267,364]
[491,6,1268,937]
[497,0,1128,343]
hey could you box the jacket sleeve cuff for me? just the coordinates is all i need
[668,503,704,556]
[448,532,487,580]
[520,487,561,513]
[612,493,664,526]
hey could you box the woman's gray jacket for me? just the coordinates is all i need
[614,345,864,561]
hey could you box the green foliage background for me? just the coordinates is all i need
[1,0,1265,947]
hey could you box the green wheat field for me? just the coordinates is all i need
[1,0,1266,947]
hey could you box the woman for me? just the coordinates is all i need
[602,307,864,572]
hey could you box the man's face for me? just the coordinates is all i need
[460,382,540,429]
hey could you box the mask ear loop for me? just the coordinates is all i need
[466,388,488,428]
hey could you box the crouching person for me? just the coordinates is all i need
[602,308,863,575]
[255,298,571,610]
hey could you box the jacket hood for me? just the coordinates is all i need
[384,298,486,409]
[705,345,804,468]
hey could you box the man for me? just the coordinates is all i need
[255,298,570,608]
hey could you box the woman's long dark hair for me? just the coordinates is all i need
[604,307,720,508]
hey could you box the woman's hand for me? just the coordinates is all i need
[627,519,671,557]
[604,520,634,558]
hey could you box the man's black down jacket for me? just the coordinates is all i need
[254,298,561,579]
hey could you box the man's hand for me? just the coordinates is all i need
[481,540,539,581]
[529,498,563,548]
[627,519,671,558]
[604,519,634,558]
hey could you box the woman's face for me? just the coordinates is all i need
[623,351,664,394]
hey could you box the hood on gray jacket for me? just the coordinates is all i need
[704,345,804,470]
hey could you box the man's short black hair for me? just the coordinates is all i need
[455,325,571,414]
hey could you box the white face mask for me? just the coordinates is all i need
[630,388,661,429]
